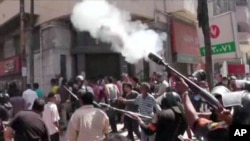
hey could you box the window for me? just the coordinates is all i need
[213,0,236,16]
[77,32,97,46]
[33,26,40,52]
[76,31,109,47]
[236,0,247,6]
[60,54,67,78]
[13,35,20,55]
[238,24,242,32]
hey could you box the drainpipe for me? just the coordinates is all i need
[39,24,66,92]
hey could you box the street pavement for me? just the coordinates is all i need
[60,123,192,141]
[60,124,139,141]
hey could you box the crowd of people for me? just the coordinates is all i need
[0,70,250,141]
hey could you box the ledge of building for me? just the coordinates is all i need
[0,13,38,36]
[172,10,197,24]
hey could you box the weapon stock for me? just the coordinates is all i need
[148,53,223,111]
[99,103,152,120]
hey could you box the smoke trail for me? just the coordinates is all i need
[71,0,166,64]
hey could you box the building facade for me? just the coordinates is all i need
[0,0,198,93]
[202,0,250,76]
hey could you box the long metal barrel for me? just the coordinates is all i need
[63,86,101,108]
[148,53,223,111]
[99,103,152,120]
[64,86,79,100]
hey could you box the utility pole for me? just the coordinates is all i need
[20,0,27,91]
[29,0,35,86]
[197,0,213,89]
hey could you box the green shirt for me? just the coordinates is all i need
[36,89,44,98]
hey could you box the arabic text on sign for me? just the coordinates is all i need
[5,60,15,73]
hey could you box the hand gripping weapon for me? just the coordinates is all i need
[148,53,223,111]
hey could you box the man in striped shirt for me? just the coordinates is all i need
[120,82,161,141]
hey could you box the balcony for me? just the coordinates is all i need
[165,0,197,21]
[238,32,250,44]
[236,6,250,28]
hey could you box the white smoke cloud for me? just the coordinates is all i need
[71,0,166,64]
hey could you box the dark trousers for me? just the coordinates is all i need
[107,109,118,132]
[124,116,141,141]
[50,132,59,141]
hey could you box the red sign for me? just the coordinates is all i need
[210,25,220,38]
[0,56,21,77]
[171,20,200,56]
[228,64,245,74]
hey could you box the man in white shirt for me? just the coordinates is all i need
[22,84,38,110]
[42,92,60,141]
[66,91,109,141]
[154,72,170,104]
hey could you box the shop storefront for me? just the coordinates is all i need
[0,56,22,90]
[171,17,201,75]
[228,64,249,78]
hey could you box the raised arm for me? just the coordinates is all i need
[175,78,199,128]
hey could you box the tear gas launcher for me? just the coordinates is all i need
[99,103,152,120]
[148,53,223,111]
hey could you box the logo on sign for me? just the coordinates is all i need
[5,60,15,73]
[210,25,220,39]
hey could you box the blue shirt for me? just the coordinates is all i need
[134,94,161,117]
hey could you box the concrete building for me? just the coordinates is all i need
[236,0,250,59]
[197,0,250,76]
[0,0,199,93]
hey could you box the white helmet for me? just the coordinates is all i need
[76,75,84,81]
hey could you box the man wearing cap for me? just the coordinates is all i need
[76,75,94,94]
[72,75,94,111]
[42,92,61,141]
